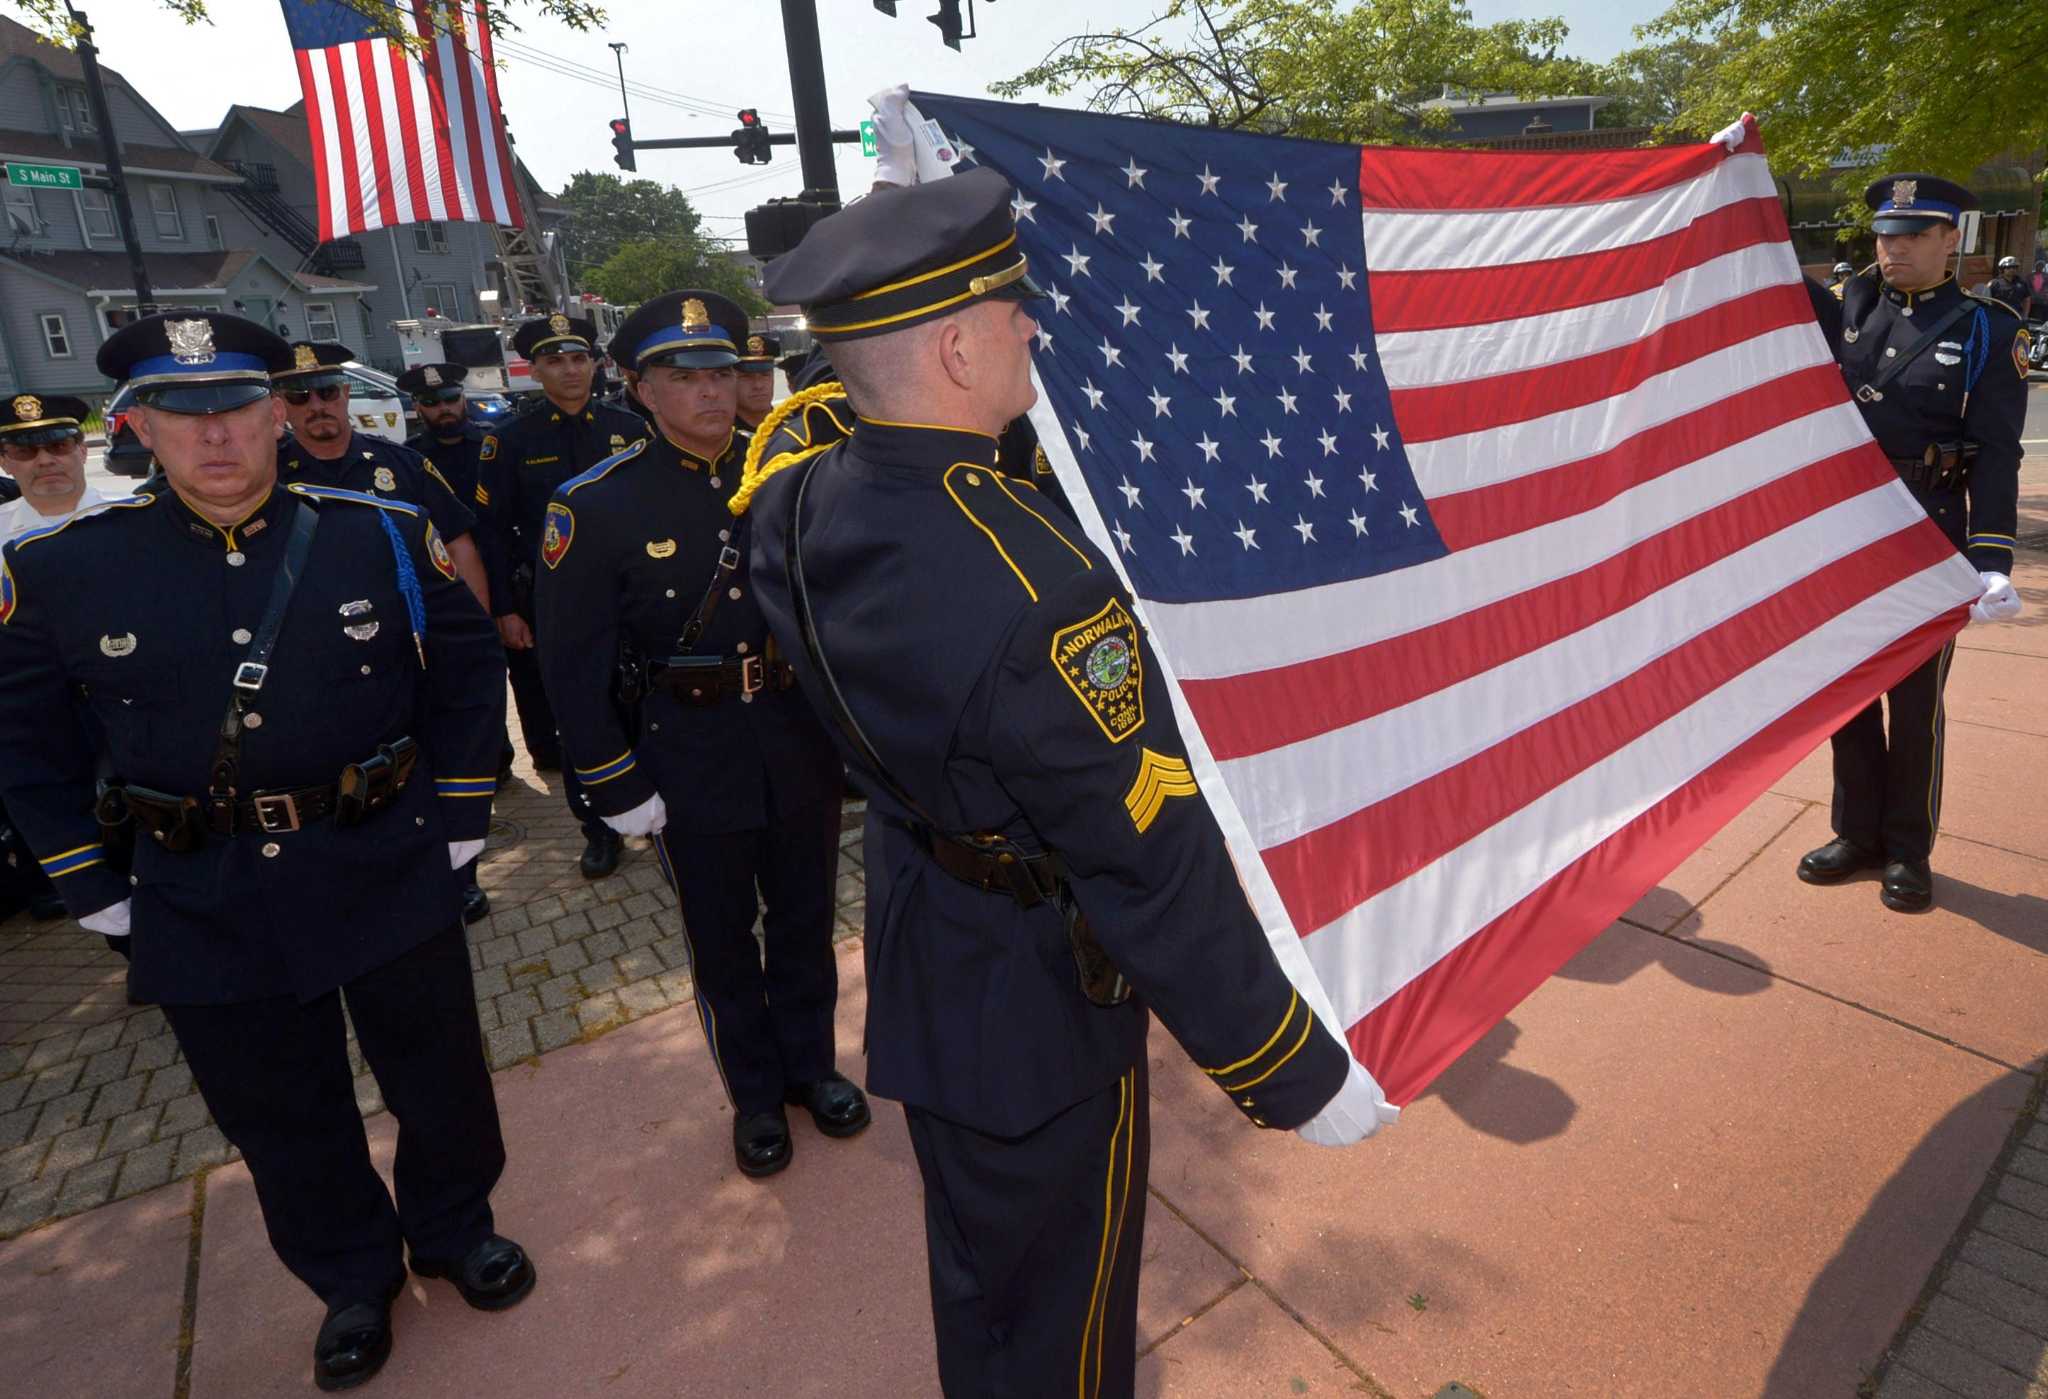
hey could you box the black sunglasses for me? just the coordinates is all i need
[2,433,82,462]
[280,384,347,406]
[413,388,465,406]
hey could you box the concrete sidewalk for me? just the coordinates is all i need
[2,554,2045,1396]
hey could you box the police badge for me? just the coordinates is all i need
[549,313,571,335]
[339,599,380,641]
[1891,179,1918,209]
[164,318,216,365]
[682,299,709,330]
[748,335,766,355]
[11,395,40,422]
[423,366,443,388]
[293,344,319,371]
[373,466,398,492]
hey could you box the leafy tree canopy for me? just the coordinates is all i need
[9,0,604,45]
[584,238,766,315]
[554,172,746,293]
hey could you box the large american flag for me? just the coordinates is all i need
[910,94,1983,1107]
[280,0,523,241]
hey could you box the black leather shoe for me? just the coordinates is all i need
[734,1109,793,1178]
[461,884,491,924]
[579,827,621,879]
[1796,838,1882,885]
[410,1235,536,1312]
[785,1072,872,1139]
[1880,860,1935,913]
[28,893,65,921]
[313,1282,400,1392]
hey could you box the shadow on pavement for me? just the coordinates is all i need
[1419,1018,1577,1145]
[1930,877,2048,957]
[1557,908,1777,997]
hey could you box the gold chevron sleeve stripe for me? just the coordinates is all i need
[1122,748,1198,834]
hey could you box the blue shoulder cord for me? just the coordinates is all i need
[374,509,428,669]
[1961,303,1990,414]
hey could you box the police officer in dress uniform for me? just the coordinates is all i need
[735,329,780,431]
[533,291,865,1178]
[1797,175,2030,911]
[740,169,1383,1396]
[0,312,533,1391]
[480,315,650,877]
[275,342,493,923]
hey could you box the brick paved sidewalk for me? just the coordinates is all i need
[0,758,867,1239]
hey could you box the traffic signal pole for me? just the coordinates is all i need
[779,0,838,202]
[65,5,152,313]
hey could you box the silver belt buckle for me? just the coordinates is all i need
[1854,383,1883,403]
[740,655,764,694]
[250,793,300,833]
[233,661,270,691]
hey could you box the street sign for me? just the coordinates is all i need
[4,161,83,190]
[859,119,877,158]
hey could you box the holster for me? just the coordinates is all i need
[335,739,420,827]
[922,828,1131,1008]
[94,776,137,862]
[118,785,210,854]
[1889,440,1977,492]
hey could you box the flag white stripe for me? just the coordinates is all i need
[305,50,349,242]
[334,40,383,230]
[1376,242,1803,391]
[405,52,450,221]
[1224,488,1920,848]
[1361,154,1776,272]
[1145,398,1877,677]
[463,0,513,222]
[371,45,415,225]
[1300,557,1974,1025]
[435,30,477,219]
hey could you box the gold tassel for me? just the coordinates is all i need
[728,380,849,517]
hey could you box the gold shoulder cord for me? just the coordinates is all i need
[728,381,847,517]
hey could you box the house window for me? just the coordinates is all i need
[40,314,71,359]
[412,220,448,254]
[205,214,222,249]
[305,302,340,342]
[58,87,95,133]
[148,184,183,240]
[77,189,116,241]
[418,283,460,319]
[4,184,35,236]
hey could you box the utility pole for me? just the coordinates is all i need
[608,41,630,128]
[65,5,152,314]
[779,0,838,205]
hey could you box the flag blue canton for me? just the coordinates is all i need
[280,0,392,48]
[912,94,1448,605]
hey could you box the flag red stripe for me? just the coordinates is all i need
[352,41,399,228]
[1389,282,1816,445]
[1262,519,1959,935]
[471,0,523,226]
[322,45,368,243]
[1183,443,1894,761]
[411,0,465,219]
[1349,605,1963,1105]
[1356,120,1763,212]
[383,37,430,224]
[1427,362,1850,551]
[1370,197,1786,335]
[294,49,334,242]
[448,7,492,221]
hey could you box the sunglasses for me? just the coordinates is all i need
[280,384,347,406]
[1,434,83,462]
[413,389,465,406]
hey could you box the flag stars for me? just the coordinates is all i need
[1073,426,1092,452]
[1010,192,1038,223]
[1303,471,1326,498]
[1063,244,1092,278]
[1349,343,1371,371]
[1234,520,1259,550]
[1168,208,1192,239]
[1399,502,1422,528]
[1213,387,1238,418]
[1164,343,1190,374]
[1292,346,1314,374]
[1097,337,1123,368]
[1171,525,1196,556]
[1266,172,1289,202]
[1080,379,1106,410]
[1131,431,1157,463]
[1336,264,1358,291]
[1237,212,1260,243]
[1117,475,1142,508]
[1038,148,1068,181]
[1358,465,1378,492]
[1115,296,1143,327]
[953,138,976,166]
[1195,432,1220,463]
[1332,386,1353,413]
[1275,387,1298,415]
[1277,261,1299,290]
[1034,325,1053,353]
[1139,252,1165,283]
[1090,203,1118,236]
[1371,422,1391,450]
[1314,303,1335,332]
[1348,508,1370,536]
[1122,156,1148,189]
[1245,474,1270,504]
[1230,345,1254,375]
[1186,300,1213,331]
[1301,219,1323,247]
[1181,477,1207,509]
[1317,428,1339,455]
[1293,514,1317,544]
[1147,387,1173,419]
[1211,256,1236,286]
[1260,430,1285,459]
[1254,303,1277,331]
[1112,519,1134,553]
[1328,177,1350,206]
[1197,164,1221,196]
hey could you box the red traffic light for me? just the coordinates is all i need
[738,108,760,127]
[610,118,629,136]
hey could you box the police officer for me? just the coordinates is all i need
[1,393,103,546]
[1829,260,1855,294]
[740,169,1381,1394]
[1987,255,2034,320]
[534,291,862,1178]
[480,315,650,877]
[735,329,780,431]
[0,312,532,1391]
[1798,174,2030,911]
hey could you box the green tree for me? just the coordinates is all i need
[584,238,766,314]
[993,0,1607,145]
[556,171,737,286]
[1646,0,2048,186]
[8,0,603,43]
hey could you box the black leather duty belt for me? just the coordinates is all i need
[645,654,796,706]
[922,831,1064,909]
[1887,442,1975,492]
[108,739,419,849]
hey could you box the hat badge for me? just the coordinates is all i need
[747,335,765,354]
[548,313,570,335]
[164,318,216,365]
[681,299,710,331]
[293,344,319,371]
[422,366,442,387]
[12,394,40,422]
[1892,179,1918,209]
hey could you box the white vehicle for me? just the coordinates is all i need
[336,361,410,443]
[393,316,519,395]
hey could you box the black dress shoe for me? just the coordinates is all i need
[1880,860,1935,913]
[734,1108,793,1178]
[579,827,622,879]
[1796,838,1882,885]
[313,1283,400,1392]
[28,893,65,921]
[410,1235,536,1312]
[461,884,491,924]
[530,751,562,774]
[785,1072,872,1139]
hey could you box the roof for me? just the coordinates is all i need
[0,13,92,83]
[0,248,373,295]
[1417,94,1613,115]
[0,127,236,180]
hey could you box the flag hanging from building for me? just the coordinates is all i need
[908,93,1982,1107]
[281,0,523,240]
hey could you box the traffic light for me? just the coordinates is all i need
[872,1,896,12]
[733,108,772,165]
[610,117,635,172]
[928,0,963,49]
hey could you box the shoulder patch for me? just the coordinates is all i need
[1051,597,1145,743]
[479,434,499,461]
[286,483,422,516]
[425,520,458,580]
[541,500,574,570]
[561,437,645,497]
[0,551,16,626]
[2016,328,2033,379]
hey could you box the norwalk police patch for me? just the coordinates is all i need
[2017,329,2033,379]
[541,502,574,570]
[425,521,458,581]
[1051,597,1145,742]
[479,435,498,462]
[0,555,15,626]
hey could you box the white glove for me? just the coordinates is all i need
[601,793,667,838]
[868,83,918,189]
[1709,114,1751,153]
[448,839,486,870]
[80,899,131,938]
[1970,571,2022,623]
[1296,1056,1395,1147]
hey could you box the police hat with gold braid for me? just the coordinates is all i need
[1,393,90,446]
[96,311,293,415]
[268,339,354,390]
[738,329,780,374]
[607,290,745,372]
[763,167,1044,342]
[1864,173,1978,235]
[512,312,597,360]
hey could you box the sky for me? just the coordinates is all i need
[66,0,1663,238]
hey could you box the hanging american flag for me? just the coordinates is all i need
[281,0,524,241]
[909,93,1983,1107]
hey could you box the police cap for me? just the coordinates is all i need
[269,340,355,390]
[96,311,291,414]
[608,291,744,372]
[0,392,89,445]
[763,168,1043,342]
[739,330,780,374]
[513,313,596,360]
[396,362,469,401]
[1864,173,1977,235]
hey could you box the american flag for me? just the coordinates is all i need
[280,0,523,242]
[910,94,1983,1107]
